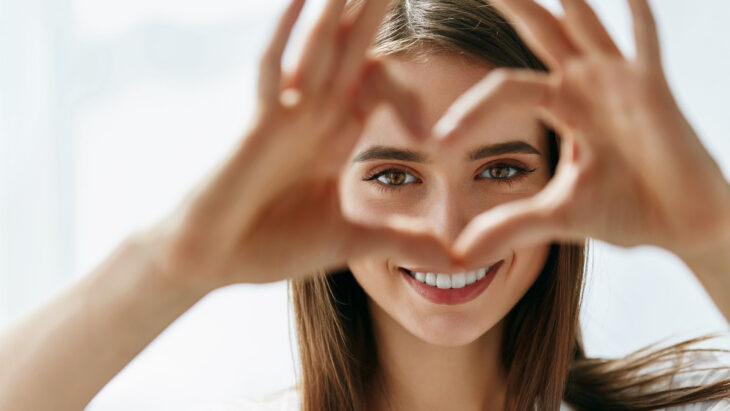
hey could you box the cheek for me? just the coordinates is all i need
[348,257,415,337]
[348,257,401,304]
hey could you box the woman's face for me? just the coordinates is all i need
[341,54,552,347]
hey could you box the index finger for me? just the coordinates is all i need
[258,0,307,105]
[331,0,392,97]
[490,0,580,71]
[433,68,554,144]
[627,0,662,67]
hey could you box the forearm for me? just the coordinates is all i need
[0,231,209,410]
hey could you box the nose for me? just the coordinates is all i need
[424,186,472,248]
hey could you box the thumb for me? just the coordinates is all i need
[345,214,461,271]
[452,196,562,269]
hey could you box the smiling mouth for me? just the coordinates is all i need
[399,262,501,289]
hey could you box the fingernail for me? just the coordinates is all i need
[433,117,455,141]
[279,88,302,108]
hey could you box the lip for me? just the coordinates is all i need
[400,260,504,306]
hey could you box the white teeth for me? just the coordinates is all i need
[476,268,487,280]
[451,273,466,289]
[436,274,451,289]
[407,265,493,289]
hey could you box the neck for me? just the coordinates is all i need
[367,298,507,411]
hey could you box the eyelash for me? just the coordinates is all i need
[362,163,537,193]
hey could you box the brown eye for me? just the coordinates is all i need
[477,163,537,184]
[382,171,406,185]
[364,168,419,189]
[487,166,516,179]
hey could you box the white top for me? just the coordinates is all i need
[218,376,730,411]
[180,353,730,410]
[221,388,579,410]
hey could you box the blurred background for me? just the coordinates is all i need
[0,0,729,408]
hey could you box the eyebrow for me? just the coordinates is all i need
[352,141,542,164]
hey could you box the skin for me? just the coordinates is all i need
[442,0,730,266]
[0,0,729,410]
[342,54,552,410]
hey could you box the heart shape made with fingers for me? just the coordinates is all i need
[332,0,727,272]
[243,0,729,287]
[335,54,563,273]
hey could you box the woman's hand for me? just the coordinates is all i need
[144,0,455,292]
[433,0,730,269]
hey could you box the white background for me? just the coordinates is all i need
[0,0,729,408]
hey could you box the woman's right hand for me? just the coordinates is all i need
[142,0,457,292]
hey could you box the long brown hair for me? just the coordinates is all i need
[290,1,730,409]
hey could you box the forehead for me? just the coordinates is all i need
[352,53,544,157]
[391,53,494,116]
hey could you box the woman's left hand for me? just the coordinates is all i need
[434,0,730,268]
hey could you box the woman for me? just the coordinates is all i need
[1,0,729,410]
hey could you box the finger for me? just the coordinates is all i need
[331,0,391,97]
[292,0,346,92]
[346,215,461,271]
[451,196,564,269]
[627,0,662,67]
[491,0,580,70]
[432,68,554,144]
[258,0,307,105]
[353,59,427,140]
[559,0,622,56]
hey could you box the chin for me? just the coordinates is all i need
[405,311,501,347]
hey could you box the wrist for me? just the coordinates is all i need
[126,226,218,303]
[677,199,730,279]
